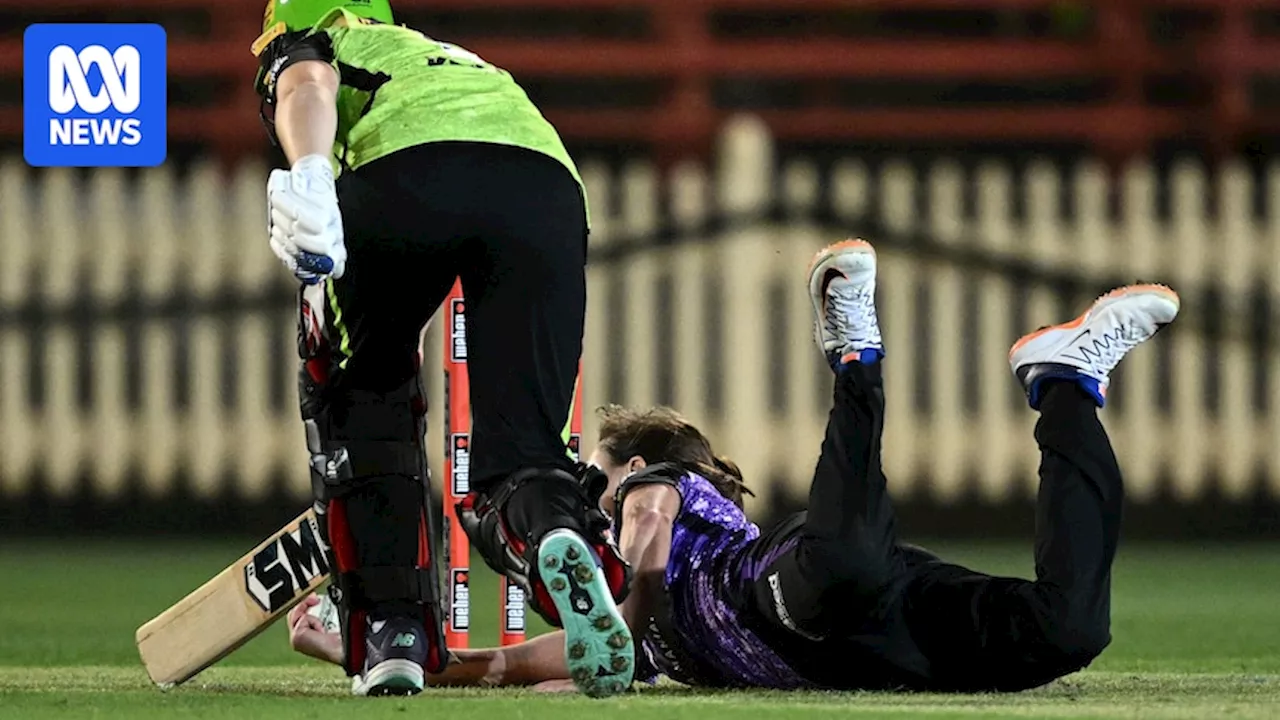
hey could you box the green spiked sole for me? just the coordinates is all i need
[537,529,635,698]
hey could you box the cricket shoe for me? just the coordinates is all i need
[351,615,427,696]
[538,528,634,698]
[808,239,884,371]
[1009,284,1180,410]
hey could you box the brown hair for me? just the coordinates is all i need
[595,404,753,508]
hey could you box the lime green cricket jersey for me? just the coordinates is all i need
[256,9,581,188]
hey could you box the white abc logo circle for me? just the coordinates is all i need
[48,44,141,114]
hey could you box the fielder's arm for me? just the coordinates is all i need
[287,595,571,687]
[615,484,679,636]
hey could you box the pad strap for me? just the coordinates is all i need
[341,567,436,607]
[312,441,424,505]
[339,441,423,479]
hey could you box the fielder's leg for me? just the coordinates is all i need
[748,240,907,640]
[902,284,1180,691]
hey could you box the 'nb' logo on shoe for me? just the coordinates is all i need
[23,24,167,167]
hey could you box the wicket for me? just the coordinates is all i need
[441,280,584,649]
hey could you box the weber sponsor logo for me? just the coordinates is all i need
[568,433,581,462]
[449,299,467,362]
[504,583,526,633]
[450,568,470,632]
[244,516,330,613]
[450,433,470,495]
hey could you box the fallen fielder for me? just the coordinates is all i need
[287,239,1180,692]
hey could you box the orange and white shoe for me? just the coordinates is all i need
[807,239,883,371]
[1009,284,1180,409]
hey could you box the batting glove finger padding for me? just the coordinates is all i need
[267,154,347,284]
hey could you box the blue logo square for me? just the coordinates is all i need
[24,24,167,168]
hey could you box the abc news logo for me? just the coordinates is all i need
[24,24,166,167]
[243,515,330,613]
[48,44,142,146]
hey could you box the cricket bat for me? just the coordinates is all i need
[136,509,331,688]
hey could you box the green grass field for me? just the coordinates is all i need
[2,539,1277,719]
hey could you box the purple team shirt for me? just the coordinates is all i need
[625,472,808,688]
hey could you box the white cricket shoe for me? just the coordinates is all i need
[807,239,884,370]
[1009,284,1180,409]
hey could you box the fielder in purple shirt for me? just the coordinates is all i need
[288,239,1180,693]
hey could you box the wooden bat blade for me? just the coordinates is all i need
[135,509,331,688]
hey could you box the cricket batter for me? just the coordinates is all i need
[289,240,1180,693]
[252,0,632,697]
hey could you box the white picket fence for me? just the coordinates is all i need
[1,116,1277,516]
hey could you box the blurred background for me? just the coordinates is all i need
[1,0,1279,544]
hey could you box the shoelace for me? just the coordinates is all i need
[1064,322,1148,377]
[825,281,882,350]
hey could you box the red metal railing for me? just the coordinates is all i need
[2,0,1278,161]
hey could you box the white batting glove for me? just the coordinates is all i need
[267,154,347,284]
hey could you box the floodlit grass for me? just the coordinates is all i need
[2,540,1276,719]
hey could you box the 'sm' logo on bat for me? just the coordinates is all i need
[243,516,330,612]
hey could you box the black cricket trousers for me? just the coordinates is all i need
[309,141,587,572]
[745,363,1119,692]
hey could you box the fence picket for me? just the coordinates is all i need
[1218,163,1256,499]
[581,160,613,449]
[781,159,828,502]
[225,162,284,499]
[1267,164,1280,499]
[927,161,967,501]
[40,169,82,497]
[717,117,774,516]
[138,167,180,496]
[0,161,35,496]
[185,163,226,500]
[668,162,713,451]
[1170,162,1210,501]
[1118,163,1161,500]
[0,125,1273,518]
[877,160,921,498]
[88,168,130,497]
[620,162,661,410]
[975,162,1025,500]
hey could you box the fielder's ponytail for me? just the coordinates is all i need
[704,455,752,508]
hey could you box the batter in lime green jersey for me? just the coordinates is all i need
[252,0,632,701]
[254,5,581,185]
